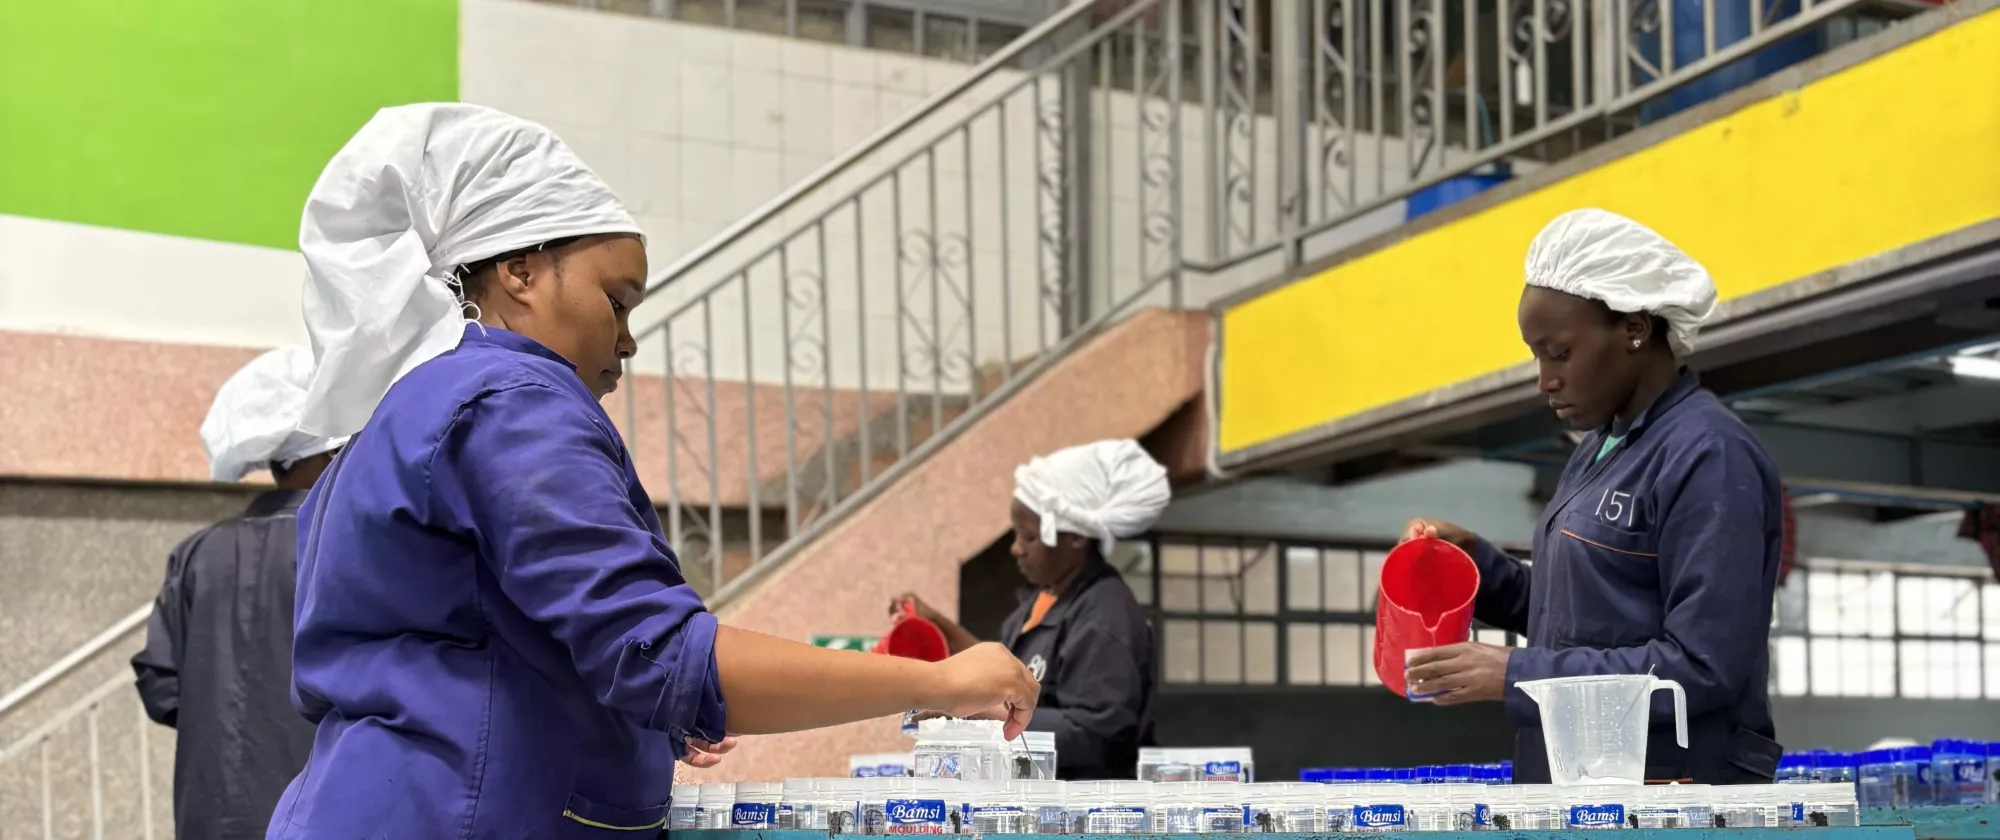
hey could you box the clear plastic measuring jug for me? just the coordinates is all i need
[1516,674,1689,785]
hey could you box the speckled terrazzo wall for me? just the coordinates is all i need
[0,479,259,836]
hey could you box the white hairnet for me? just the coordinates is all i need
[203,348,350,482]
[1013,440,1172,554]
[297,103,642,438]
[1523,208,1718,356]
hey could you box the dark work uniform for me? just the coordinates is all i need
[131,490,318,840]
[1469,370,1784,784]
[1001,558,1156,780]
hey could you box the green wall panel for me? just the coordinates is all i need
[0,0,458,250]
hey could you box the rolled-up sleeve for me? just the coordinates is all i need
[429,380,727,745]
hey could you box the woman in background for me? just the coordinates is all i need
[898,439,1169,780]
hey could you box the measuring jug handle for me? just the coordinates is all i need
[1651,678,1689,749]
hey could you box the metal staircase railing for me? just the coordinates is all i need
[0,604,164,839]
[619,0,1927,605]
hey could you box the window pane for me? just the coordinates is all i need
[678,0,730,25]
[1361,551,1389,612]
[1806,572,1841,635]
[1160,543,1198,610]
[1117,543,1154,606]
[1866,573,1897,637]
[1952,640,1983,700]
[921,13,973,62]
[1245,622,1278,685]
[1986,585,2000,641]
[1868,640,1897,698]
[1163,619,1201,683]
[1287,623,1323,685]
[1810,638,1840,696]
[1898,575,1980,638]
[974,22,1027,62]
[1326,625,1363,685]
[1286,547,1322,611]
[1323,550,1361,612]
[1942,578,1980,637]
[1774,637,1808,697]
[1360,627,1381,685]
[735,0,789,34]
[1987,643,2000,700]
[1203,620,1242,684]
[1244,545,1279,615]
[794,0,849,43]
[1774,574,1807,632]
[1199,545,1242,615]
[1900,641,1930,698]
[865,5,916,51]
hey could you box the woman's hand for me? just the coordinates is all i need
[1401,518,1479,552]
[924,642,1040,739]
[1404,643,1512,705]
[680,735,737,769]
[891,592,949,626]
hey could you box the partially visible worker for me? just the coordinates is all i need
[132,347,346,840]
[896,439,1169,780]
[270,103,1037,839]
[1403,209,1785,784]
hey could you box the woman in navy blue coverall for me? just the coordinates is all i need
[1402,209,1786,785]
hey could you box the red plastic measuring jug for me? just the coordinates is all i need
[1373,537,1480,698]
[871,600,951,662]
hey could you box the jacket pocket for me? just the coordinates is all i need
[560,791,670,838]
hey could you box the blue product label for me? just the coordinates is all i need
[1916,765,1932,784]
[1353,805,1407,829]
[732,803,777,827]
[886,799,949,826]
[1205,760,1244,779]
[1790,804,1806,824]
[855,766,877,778]
[1474,804,1493,827]
[892,796,952,832]
[879,764,908,777]
[1568,804,1626,828]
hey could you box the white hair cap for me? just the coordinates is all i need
[1013,439,1172,554]
[297,103,642,438]
[1523,208,1718,356]
[203,348,350,482]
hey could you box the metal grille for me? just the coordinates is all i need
[620,0,1928,604]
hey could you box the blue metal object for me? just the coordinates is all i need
[1405,169,1513,222]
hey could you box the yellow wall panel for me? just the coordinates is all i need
[1219,7,2000,454]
